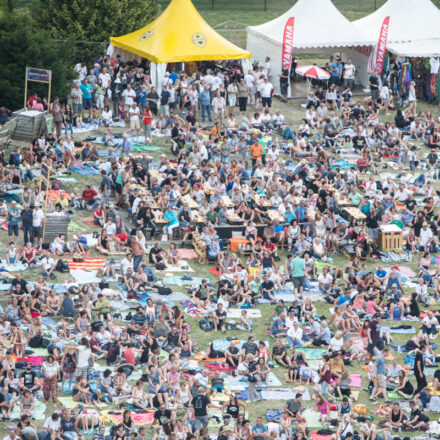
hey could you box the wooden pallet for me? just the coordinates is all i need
[192,231,207,264]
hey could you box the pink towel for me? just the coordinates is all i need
[178,249,198,259]
[350,374,361,388]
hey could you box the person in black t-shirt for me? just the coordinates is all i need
[191,388,213,439]
[146,88,159,114]
[20,365,40,394]
[369,73,379,102]
[414,344,427,394]
[149,243,164,265]
[214,303,227,333]
[153,403,175,439]
[403,400,429,429]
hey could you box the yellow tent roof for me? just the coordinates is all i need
[110,0,251,63]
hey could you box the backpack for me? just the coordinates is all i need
[158,286,172,295]
[55,260,70,273]
[199,318,214,331]
[28,334,43,348]
[106,345,119,365]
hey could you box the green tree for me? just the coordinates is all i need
[0,8,75,110]
[33,0,160,43]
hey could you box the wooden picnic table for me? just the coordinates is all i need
[267,209,284,222]
[253,196,273,208]
[180,195,199,210]
[220,195,234,208]
[226,209,243,224]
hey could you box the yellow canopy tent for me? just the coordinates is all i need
[110,0,251,63]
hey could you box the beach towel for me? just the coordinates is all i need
[61,257,106,270]
[103,411,155,425]
[209,268,220,277]
[131,142,163,152]
[382,325,416,334]
[79,217,97,226]
[177,249,198,259]
[70,269,101,284]
[0,260,27,272]
[163,261,194,273]
[310,432,334,440]
[45,190,72,201]
[15,356,44,365]
[302,409,324,428]
[69,166,99,175]
[163,276,209,287]
[302,348,328,360]
[265,409,284,422]
[350,374,362,388]
[203,362,234,372]
[27,347,49,357]
[260,387,311,401]
[223,372,282,389]
[387,391,401,400]
[10,399,46,420]
[384,265,417,278]
[226,309,262,319]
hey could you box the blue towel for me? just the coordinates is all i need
[69,166,99,175]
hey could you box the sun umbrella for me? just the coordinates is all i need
[295,65,331,80]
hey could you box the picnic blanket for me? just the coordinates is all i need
[310,431,334,440]
[163,260,194,273]
[69,165,99,175]
[45,190,72,201]
[203,361,234,372]
[163,276,208,286]
[226,309,262,319]
[382,325,416,334]
[61,257,106,270]
[384,265,417,278]
[350,374,362,388]
[70,269,101,284]
[80,217,96,226]
[0,260,27,272]
[302,409,324,428]
[178,249,198,259]
[101,410,155,425]
[131,142,163,152]
[302,348,328,360]
[10,399,46,420]
[223,372,282,389]
[260,387,311,401]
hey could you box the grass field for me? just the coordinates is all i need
[3,0,440,437]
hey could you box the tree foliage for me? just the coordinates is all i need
[0,9,75,110]
[33,0,160,43]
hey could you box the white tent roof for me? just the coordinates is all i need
[354,0,440,45]
[389,39,440,58]
[247,0,374,49]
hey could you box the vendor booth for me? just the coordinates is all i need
[108,0,251,89]
[354,0,440,103]
[246,0,374,96]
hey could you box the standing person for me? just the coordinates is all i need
[122,84,136,120]
[71,83,83,119]
[227,80,238,117]
[32,204,44,250]
[130,236,145,272]
[414,343,427,395]
[160,86,171,117]
[370,347,388,401]
[264,56,272,80]
[71,338,94,380]
[343,59,356,90]
[142,107,153,143]
[99,170,111,206]
[237,79,249,113]
[80,79,93,119]
[41,355,60,404]
[408,80,417,114]
[7,201,21,240]
[191,387,214,440]
[369,71,380,104]
[51,104,63,139]
[279,65,289,103]
[21,204,33,246]
[146,87,159,115]
[260,77,274,108]
[367,313,383,354]
[128,102,141,139]
[291,252,305,299]
[212,91,226,123]
[199,86,212,123]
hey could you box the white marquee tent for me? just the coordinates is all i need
[246,0,374,95]
[354,0,440,57]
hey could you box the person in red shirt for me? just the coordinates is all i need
[81,185,98,210]
[27,92,38,109]
[143,107,153,143]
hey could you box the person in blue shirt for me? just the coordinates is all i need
[295,200,307,222]
[136,87,148,114]
[163,205,179,240]
[336,290,352,307]
[284,205,296,223]
[169,69,178,84]
[329,58,342,85]
[80,79,93,117]
[375,266,387,280]
[199,86,212,122]
[252,417,268,440]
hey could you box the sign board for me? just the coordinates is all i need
[27,68,51,83]
[24,67,52,108]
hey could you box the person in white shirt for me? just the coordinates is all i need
[422,310,438,338]
[343,59,356,90]
[260,77,274,108]
[380,80,391,114]
[287,321,303,348]
[122,84,136,119]
[318,267,333,292]
[128,102,141,138]
[244,70,255,105]
[227,81,238,116]
[415,278,429,306]
[74,62,87,82]
[120,254,134,276]
[32,206,45,249]
[41,252,56,279]
[395,184,410,202]
[211,91,226,123]
[273,110,285,128]
[419,222,434,251]
[98,67,112,89]
[264,56,272,80]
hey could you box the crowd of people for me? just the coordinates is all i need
[1,49,440,440]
